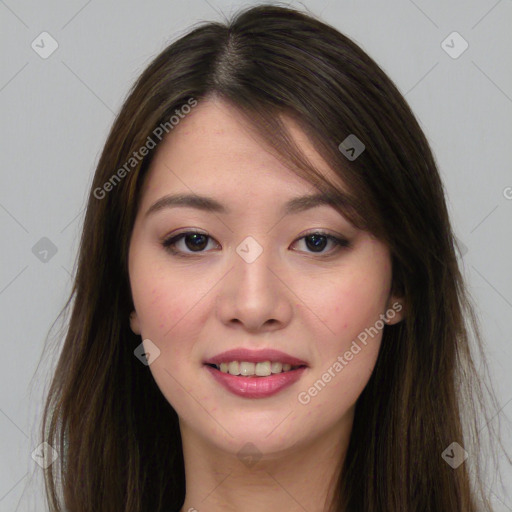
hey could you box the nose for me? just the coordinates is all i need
[215,244,293,333]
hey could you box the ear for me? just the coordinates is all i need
[384,294,405,325]
[130,311,141,335]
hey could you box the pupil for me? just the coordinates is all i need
[186,234,207,251]
[306,234,327,252]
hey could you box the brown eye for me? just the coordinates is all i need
[181,233,208,251]
[162,231,218,256]
[162,230,350,257]
[292,232,350,255]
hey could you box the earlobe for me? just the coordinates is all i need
[385,296,405,325]
[130,311,141,335]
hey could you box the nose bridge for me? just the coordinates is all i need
[233,234,278,303]
[241,240,273,282]
[216,234,292,331]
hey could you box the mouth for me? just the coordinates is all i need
[203,349,309,398]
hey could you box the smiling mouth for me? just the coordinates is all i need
[205,361,306,377]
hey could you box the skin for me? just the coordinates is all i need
[128,97,404,512]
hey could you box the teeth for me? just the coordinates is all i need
[228,361,240,375]
[214,361,300,376]
[240,362,255,376]
[255,361,271,376]
[271,362,283,373]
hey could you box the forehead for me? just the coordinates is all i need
[139,98,341,207]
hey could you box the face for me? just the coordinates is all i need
[128,97,404,459]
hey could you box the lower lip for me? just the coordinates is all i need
[204,365,307,398]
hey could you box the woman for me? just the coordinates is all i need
[40,4,505,511]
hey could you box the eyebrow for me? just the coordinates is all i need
[144,192,350,218]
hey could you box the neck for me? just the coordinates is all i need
[178,411,353,512]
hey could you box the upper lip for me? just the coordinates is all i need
[204,348,308,367]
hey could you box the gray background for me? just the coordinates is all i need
[1,0,511,510]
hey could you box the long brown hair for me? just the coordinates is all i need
[38,4,506,511]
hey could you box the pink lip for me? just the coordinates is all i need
[203,348,309,399]
[203,348,308,367]
[204,365,307,398]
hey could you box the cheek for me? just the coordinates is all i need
[301,269,389,347]
[295,263,388,404]
[297,342,380,427]
[130,271,204,409]
[130,256,201,339]
[296,280,386,417]
[129,262,214,392]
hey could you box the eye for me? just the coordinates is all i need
[292,231,350,255]
[161,230,350,257]
[162,230,219,256]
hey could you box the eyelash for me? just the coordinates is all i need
[161,230,350,258]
